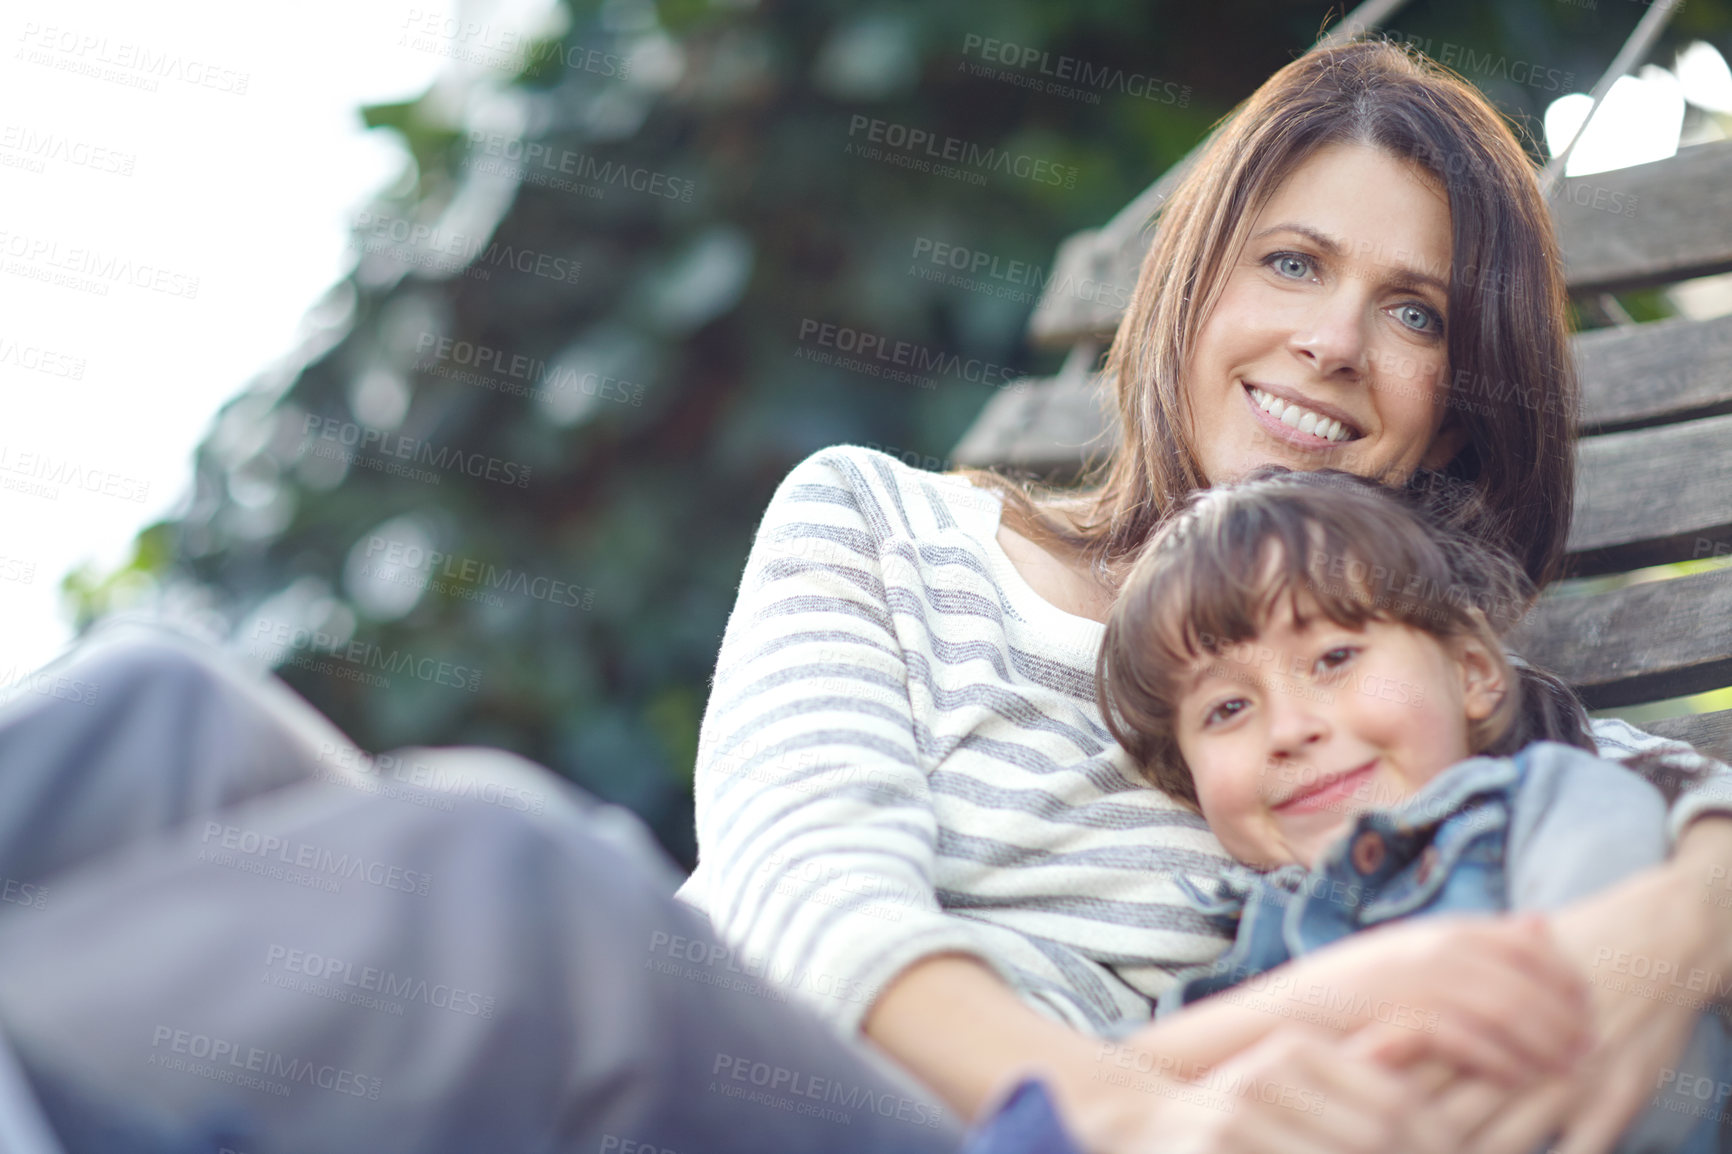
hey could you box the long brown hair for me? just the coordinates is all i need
[966,38,1577,589]
[1096,468,1591,808]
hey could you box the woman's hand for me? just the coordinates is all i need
[1414,818,1732,1154]
[1134,913,1593,1088]
[1074,1026,1454,1154]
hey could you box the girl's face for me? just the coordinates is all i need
[1183,141,1463,488]
[1173,598,1505,870]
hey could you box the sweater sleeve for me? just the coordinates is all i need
[676,447,1023,1034]
[1588,717,1732,844]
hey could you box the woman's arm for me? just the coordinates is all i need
[866,952,1461,1154]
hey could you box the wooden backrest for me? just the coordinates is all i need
[952,141,1732,760]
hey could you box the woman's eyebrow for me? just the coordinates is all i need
[1251,222,1449,296]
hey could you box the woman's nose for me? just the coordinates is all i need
[1288,288,1369,379]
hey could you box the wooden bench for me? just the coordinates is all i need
[952,86,1732,762]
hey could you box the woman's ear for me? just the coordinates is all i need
[1453,625,1508,722]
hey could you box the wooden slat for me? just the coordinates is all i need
[1569,413,1732,573]
[951,344,1111,476]
[1576,312,1732,432]
[1554,141,1732,295]
[1511,565,1732,710]
[1640,708,1732,765]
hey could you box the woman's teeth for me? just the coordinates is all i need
[1248,386,1354,443]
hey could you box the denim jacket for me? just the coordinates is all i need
[1157,748,1533,1011]
[1155,741,1727,1154]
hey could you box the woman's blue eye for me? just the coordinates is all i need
[1270,253,1311,279]
[1394,303,1442,334]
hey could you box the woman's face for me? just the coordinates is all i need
[1183,142,1462,487]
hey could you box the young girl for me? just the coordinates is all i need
[1098,467,1728,1153]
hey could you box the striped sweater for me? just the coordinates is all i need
[675,444,1732,1036]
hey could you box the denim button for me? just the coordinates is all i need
[1350,831,1386,874]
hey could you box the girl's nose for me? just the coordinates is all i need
[1264,683,1330,757]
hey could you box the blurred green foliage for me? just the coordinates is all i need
[68,0,1730,866]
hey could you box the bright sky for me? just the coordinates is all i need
[0,0,464,673]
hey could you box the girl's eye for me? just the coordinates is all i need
[1203,698,1249,728]
[1268,253,1313,280]
[1393,302,1444,335]
[1314,647,1359,679]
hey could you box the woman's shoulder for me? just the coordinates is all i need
[768,444,1005,537]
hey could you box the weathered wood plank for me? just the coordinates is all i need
[1510,565,1732,710]
[949,346,1112,478]
[1569,412,1732,572]
[1639,708,1732,765]
[1575,312,1732,432]
[1554,141,1732,295]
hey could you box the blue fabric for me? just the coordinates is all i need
[1157,750,1527,1012]
[960,1080,1085,1154]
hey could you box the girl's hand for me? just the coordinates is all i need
[1198,913,1593,1087]
[1072,1026,1452,1154]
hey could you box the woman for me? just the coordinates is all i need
[679,39,1732,1152]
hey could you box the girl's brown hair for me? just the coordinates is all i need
[966,37,1577,589]
[1096,468,1594,807]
